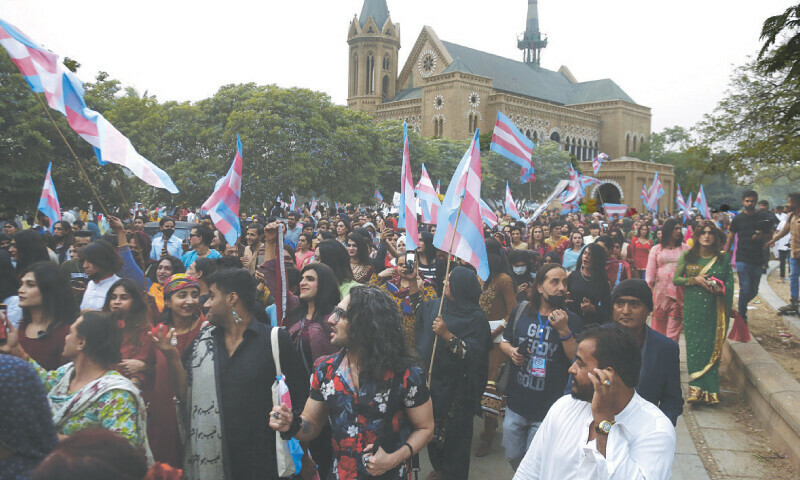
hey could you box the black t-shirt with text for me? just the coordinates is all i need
[502,304,583,422]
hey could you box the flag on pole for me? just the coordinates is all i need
[374,189,383,202]
[645,173,665,212]
[603,203,628,217]
[200,135,243,246]
[0,18,179,194]
[676,185,689,222]
[398,122,418,251]
[581,175,603,190]
[694,185,710,219]
[310,197,318,211]
[592,152,609,175]
[479,199,498,228]
[416,163,441,224]
[436,180,441,195]
[489,111,535,183]
[559,164,584,205]
[289,193,296,211]
[37,162,61,222]
[640,184,649,207]
[434,130,490,280]
[505,181,521,221]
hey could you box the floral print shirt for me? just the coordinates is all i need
[310,351,430,480]
[30,359,144,446]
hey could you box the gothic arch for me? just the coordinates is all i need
[382,75,389,99]
[366,52,375,95]
[351,53,359,96]
[589,180,625,202]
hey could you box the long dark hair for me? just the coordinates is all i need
[346,233,371,266]
[346,285,415,382]
[102,278,151,347]
[318,239,354,284]
[290,263,340,326]
[419,231,437,264]
[20,262,77,333]
[660,218,681,248]
[0,250,18,300]
[528,263,567,311]
[13,230,50,275]
[575,243,610,298]
[76,311,123,367]
[686,220,726,263]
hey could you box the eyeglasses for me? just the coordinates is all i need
[332,307,347,323]
[189,233,200,238]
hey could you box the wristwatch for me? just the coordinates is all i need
[595,420,615,435]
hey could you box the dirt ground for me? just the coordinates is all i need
[750,274,800,383]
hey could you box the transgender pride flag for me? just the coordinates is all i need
[201,136,243,246]
[490,111,535,183]
[416,163,441,224]
[434,130,489,280]
[37,162,61,222]
[694,185,710,219]
[505,181,521,221]
[603,203,629,217]
[479,199,498,228]
[398,122,418,251]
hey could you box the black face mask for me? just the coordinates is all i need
[162,228,174,238]
[545,292,566,309]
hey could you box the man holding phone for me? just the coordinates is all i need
[513,326,676,479]
[725,191,773,323]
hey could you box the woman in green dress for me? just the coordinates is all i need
[673,220,734,405]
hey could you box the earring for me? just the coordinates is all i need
[233,310,242,324]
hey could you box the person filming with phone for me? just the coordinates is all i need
[513,325,676,480]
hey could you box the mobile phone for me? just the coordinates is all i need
[0,304,7,345]
[404,250,416,273]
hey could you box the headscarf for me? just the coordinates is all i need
[163,273,198,299]
[0,354,58,480]
[415,266,491,416]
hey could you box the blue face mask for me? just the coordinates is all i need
[513,266,527,275]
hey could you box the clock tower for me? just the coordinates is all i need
[347,0,400,116]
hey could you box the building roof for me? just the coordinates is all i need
[359,0,390,29]
[432,40,636,106]
[388,87,422,102]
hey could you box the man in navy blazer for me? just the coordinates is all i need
[611,279,684,425]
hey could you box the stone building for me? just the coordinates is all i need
[347,0,672,212]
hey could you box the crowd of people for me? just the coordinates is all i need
[0,188,792,480]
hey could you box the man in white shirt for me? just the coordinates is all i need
[514,326,675,480]
[78,241,123,312]
[149,217,183,261]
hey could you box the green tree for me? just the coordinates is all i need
[758,3,800,122]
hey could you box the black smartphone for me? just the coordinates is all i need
[404,250,416,273]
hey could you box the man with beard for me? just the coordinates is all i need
[500,263,582,470]
[724,191,773,323]
[513,326,675,480]
[152,268,308,479]
[150,216,183,261]
[270,286,434,480]
[78,240,124,311]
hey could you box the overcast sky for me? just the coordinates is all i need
[1,0,792,132]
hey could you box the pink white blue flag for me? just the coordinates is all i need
[0,18,178,193]
[603,203,628,217]
[37,162,61,222]
[640,184,649,206]
[201,135,242,246]
[490,111,535,183]
[694,185,710,219]
[686,193,694,219]
[434,130,489,280]
[645,172,665,212]
[479,199,498,228]
[436,180,441,195]
[559,164,585,205]
[398,122,418,251]
[374,189,383,202]
[676,185,689,222]
[310,198,318,211]
[415,163,441,224]
[505,181,521,221]
[592,152,609,175]
[581,175,603,191]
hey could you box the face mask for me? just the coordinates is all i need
[513,266,527,275]
[162,228,174,237]
[545,293,567,309]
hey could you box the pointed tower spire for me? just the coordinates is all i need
[359,0,390,29]
[517,0,548,65]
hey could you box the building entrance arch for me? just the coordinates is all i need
[591,182,624,206]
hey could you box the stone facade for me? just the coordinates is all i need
[347,2,671,210]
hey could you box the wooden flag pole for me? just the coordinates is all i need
[33,93,112,217]
[427,197,465,389]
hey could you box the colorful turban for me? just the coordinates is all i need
[163,273,199,299]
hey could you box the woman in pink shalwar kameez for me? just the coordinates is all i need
[646,218,689,342]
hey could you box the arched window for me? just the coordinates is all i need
[564,136,570,152]
[571,138,577,156]
[469,114,477,134]
[550,132,560,143]
[525,129,531,140]
[626,134,630,155]
[640,136,646,152]
[366,53,375,95]
[632,136,637,153]
[583,140,589,160]
[382,75,389,99]
[533,131,538,141]
[383,54,391,71]
[352,54,358,95]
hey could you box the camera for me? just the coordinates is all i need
[404,250,416,273]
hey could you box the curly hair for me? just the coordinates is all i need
[345,285,416,382]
